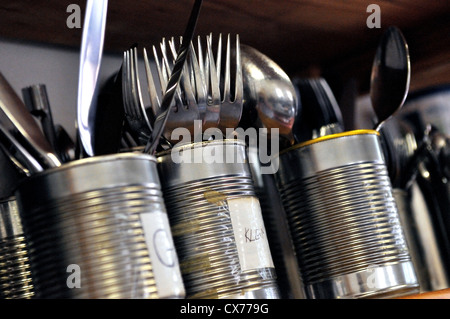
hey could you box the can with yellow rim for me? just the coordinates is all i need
[275,130,419,299]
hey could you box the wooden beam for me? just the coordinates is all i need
[399,288,450,299]
[324,12,450,96]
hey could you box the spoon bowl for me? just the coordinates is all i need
[240,45,298,146]
[370,26,410,130]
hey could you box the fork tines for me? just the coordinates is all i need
[122,46,153,145]
[124,33,243,146]
[211,33,243,133]
[143,38,201,142]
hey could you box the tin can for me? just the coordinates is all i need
[247,145,305,299]
[15,153,184,299]
[275,130,419,298]
[0,197,34,298]
[157,139,280,299]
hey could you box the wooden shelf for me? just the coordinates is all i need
[399,288,450,299]
[1,0,449,96]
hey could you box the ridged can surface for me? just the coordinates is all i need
[158,140,280,299]
[0,197,34,299]
[275,130,419,299]
[15,153,184,299]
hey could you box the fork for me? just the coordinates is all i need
[138,34,242,144]
[143,38,201,142]
[214,33,243,134]
[196,35,221,131]
[122,46,153,145]
[195,34,243,135]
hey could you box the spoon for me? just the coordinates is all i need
[371,26,411,188]
[240,44,298,147]
[370,26,410,131]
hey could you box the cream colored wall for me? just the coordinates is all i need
[0,39,123,141]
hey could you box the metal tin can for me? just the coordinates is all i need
[15,153,184,299]
[247,145,305,299]
[275,130,419,299]
[157,139,280,299]
[0,197,34,298]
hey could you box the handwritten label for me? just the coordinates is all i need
[228,197,274,272]
[245,227,265,243]
[140,211,185,298]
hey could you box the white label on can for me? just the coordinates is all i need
[140,211,185,298]
[228,197,274,272]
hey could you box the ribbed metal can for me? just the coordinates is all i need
[0,197,34,299]
[247,145,305,299]
[157,139,280,299]
[15,153,185,299]
[275,130,419,299]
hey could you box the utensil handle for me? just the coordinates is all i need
[22,84,60,158]
[0,73,61,169]
[144,0,203,155]
[77,0,109,157]
[0,125,43,175]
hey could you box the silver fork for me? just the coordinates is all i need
[143,38,201,142]
[215,34,243,134]
[195,34,243,135]
[122,46,153,145]
[196,35,221,131]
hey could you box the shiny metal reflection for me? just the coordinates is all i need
[158,140,280,299]
[0,197,34,299]
[248,145,305,299]
[15,153,183,299]
[275,130,419,299]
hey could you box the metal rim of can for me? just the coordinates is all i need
[278,129,380,157]
[156,138,247,157]
[275,130,384,183]
[15,152,161,210]
[18,152,157,180]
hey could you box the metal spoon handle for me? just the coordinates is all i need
[144,0,203,155]
[0,72,61,169]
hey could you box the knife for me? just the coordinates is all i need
[77,0,108,157]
